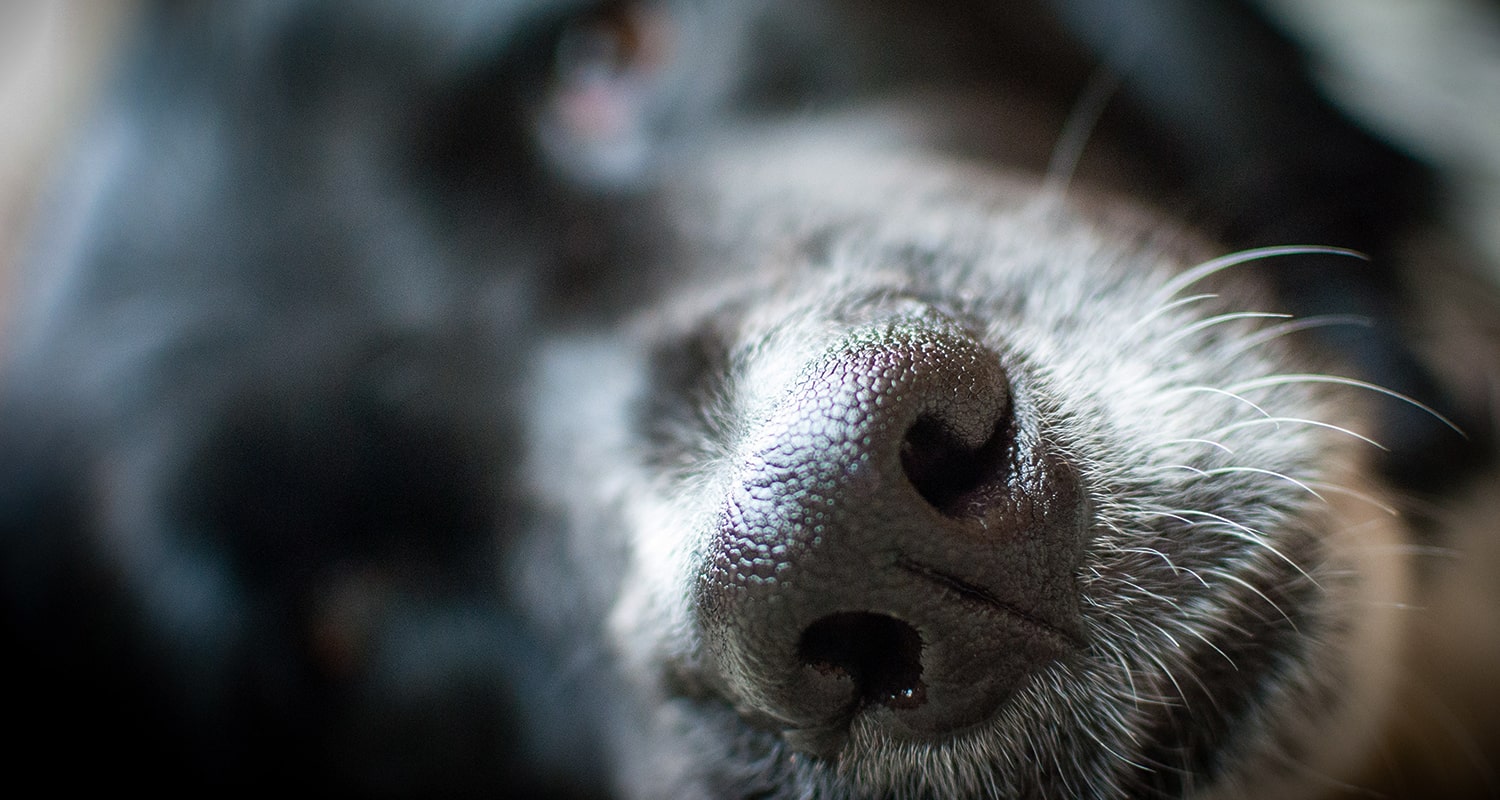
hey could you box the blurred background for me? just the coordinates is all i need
[0,1,132,331]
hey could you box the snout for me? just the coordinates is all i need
[698,315,1088,757]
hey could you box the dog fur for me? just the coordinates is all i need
[2,1,1497,797]
[520,101,1491,799]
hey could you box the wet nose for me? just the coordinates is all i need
[698,317,1086,757]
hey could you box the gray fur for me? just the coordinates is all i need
[525,116,1413,798]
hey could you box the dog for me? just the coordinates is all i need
[524,113,1499,799]
[2,0,1497,797]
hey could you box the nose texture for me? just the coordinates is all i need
[698,318,1086,756]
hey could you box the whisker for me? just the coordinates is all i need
[1303,481,1401,516]
[1077,717,1154,773]
[1138,630,1220,715]
[1206,567,1302,631]
[1159,509,1265,541]
[1227,373,1466,436]
[1156,463,1210,478]
[1160,311,1293,345]
[1354,542,1459,560]
[1116,547,1210,587]
[1088,637,1145,713]
[1199,465,1325,501]
[1161,438,1236,455]
[1174,619,1238,672]
[1124,293,1218,339]
[1159,509,1318,587]
[1039,66,1126,202]
[1222,314,1374,358]
[1168,385,1271,417]
[1211,416,1389,451]
[1154,246,1368,305]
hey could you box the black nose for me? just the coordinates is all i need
[698,317,1086,757]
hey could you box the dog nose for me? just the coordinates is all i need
[698,317,1087,757]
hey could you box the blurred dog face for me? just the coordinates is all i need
[3,0,1493,797]
[0,0,740,790]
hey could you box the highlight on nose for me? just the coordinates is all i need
[696,315,1087,757]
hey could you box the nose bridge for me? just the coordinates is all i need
[721,320,1009,587]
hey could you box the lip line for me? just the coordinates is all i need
[895,556,1083,649]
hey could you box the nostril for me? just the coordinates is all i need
[798,613,925,710]
[900,414,1009,517]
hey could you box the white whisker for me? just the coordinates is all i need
[1125,293,1219,338]
[1040,66,1125,201]
[1169,385,1272,417]
[1154,246,1368,305]
[1228,373,1466,436]
[1176,619,1238,672]
[1159,509,1265,541]
[1199,466,1325,500]
[1161,438,1236,455]
[1117,547,1210,587]
[1161,311,1292,345]
[1302,481,1401,516]
[1211,416,1389,451]
[1222,314,1373,357]
[1139,628,1222,715]
[1157,463,1210,478]
[1205,567,1302,631]
[1160,509,1318,586]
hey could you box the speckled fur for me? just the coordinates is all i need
[524,124,1416,798]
